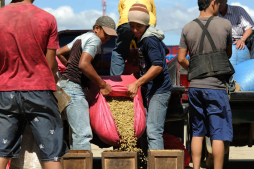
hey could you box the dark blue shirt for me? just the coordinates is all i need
[138,36,173,97]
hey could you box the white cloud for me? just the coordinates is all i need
[156,3,199,34]
[43,6,118,31]
[43,2,254,35]
[157,2,254,35]
[43,3,198,34]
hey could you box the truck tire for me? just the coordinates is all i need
[205,144,230,169]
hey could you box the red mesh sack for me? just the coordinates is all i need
[88,75,146,146]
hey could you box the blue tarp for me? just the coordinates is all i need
[234,59,254,91]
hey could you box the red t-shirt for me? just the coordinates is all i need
[0,3,59,91]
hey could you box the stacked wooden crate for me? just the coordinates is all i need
[102,151,140,169]
[148,150,184,169]
[61,150,93,169]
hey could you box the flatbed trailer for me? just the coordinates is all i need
[59,30,254,168]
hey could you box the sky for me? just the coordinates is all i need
[5,0,254,45]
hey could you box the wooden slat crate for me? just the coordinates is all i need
[102,151,140,169]
[147,150,184,169]
[61,150,93,169]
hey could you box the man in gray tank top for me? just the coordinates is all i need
[178,0,233,169]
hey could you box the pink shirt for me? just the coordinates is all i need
[0,3,59,91]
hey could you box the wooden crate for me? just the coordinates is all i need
[102,151,140,169]
[61,150,93,169]
[148,150,184,169]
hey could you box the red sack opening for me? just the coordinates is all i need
[88,75,146,146]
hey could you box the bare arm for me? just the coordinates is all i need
[79,52,112,96]
[233,28,253,50]
[45,49,58,83]
[56,45,70,67]
[242,27,253,41]
[226,45,232,58]
[126,65,163,98]
[177,48,189,71]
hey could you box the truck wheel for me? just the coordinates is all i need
[205,146,230,169]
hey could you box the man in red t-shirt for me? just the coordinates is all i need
[0,0,68,168]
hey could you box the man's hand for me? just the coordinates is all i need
[100,83,112,97]
[126,82,139,99]
[233,40,245,50]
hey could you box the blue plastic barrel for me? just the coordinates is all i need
[234,59,254,91]
[230,44,251,67]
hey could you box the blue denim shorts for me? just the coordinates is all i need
[188,88,233,142]
[0,91,69,162]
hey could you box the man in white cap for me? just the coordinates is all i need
[56,16,117,150]
[126,2,172,158]
[110,0,157,76]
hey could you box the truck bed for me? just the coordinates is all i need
[230,91,254,123]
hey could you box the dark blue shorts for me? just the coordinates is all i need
[188,88,233,142]
[0,91,69,162]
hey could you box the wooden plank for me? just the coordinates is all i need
[62,150,93,169]
[102,151,140,169]
[148,150,184,169]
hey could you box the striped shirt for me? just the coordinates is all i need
[219,5,254,40]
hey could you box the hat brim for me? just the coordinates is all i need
[102,26,118,37]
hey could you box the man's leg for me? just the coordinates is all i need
[212,140,224,169]
[66,95,92,150]
[110,23,135,75]
[206,89,233,169]
[0,158,10,169]
[188,88,208,169]
[146,92,171,150]
[60,81,92,150]
[245,32,254,59]
[0,92,28,169]
[191,136,204,169]
[23,91,68,166]
[44,161,62,169]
